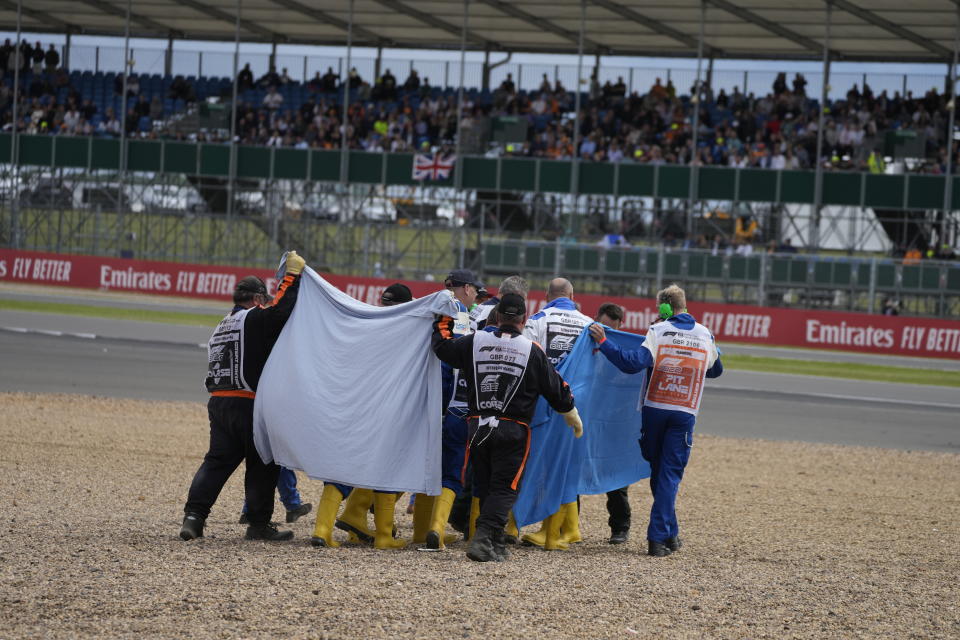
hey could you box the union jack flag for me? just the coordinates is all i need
[412,152,456,181]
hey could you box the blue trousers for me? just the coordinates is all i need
[242,466,301,514]
[639,406,695,544]
[329,484,398,497]
[441,411,468,494]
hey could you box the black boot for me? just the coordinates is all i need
[665,536,683,552]
[285,503,313,523]
[491,530,511,562]
[245,522,294,541]
[466,527,498,562]
[180,513,205,541]
[609,529,629,545]
[647,540,672,557]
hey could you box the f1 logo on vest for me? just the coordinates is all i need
[480,375,499,393]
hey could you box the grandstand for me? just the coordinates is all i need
[0,1,958,318]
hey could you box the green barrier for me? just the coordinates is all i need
[2,133,959,211]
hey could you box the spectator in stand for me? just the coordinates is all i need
[44,44,59,72]
[31,41,44,74]
[150,96,163,121]
[263,86,283,110]
[320,67,339,92]
[499,73,516,94]
[168,75,195,102]
[345,67,362,90]
[238,63,254,91]
[403,69,420,92]
[258,65,281,88]
[98,108,119,136]
[280,67,292,84]
[130,94,148,118]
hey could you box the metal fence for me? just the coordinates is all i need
[1,160,957,318]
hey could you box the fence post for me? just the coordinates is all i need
[656,244,665,292]
[757,251,767,306]
[867,256,877,313]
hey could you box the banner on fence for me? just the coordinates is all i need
[1,248,958,359]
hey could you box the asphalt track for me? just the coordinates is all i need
[2,328,958,452]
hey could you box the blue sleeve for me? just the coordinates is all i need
[440,362,454,412]
[598,338,653,374]
[706,356,723,378]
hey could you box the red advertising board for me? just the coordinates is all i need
[2,248,959,359]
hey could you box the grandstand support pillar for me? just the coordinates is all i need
[118,0,132,220]
[811,1,832,252]
[686,0,705,241]
[941,5,959,246]
[64,32,71,72]
[455,0,470,266]
[270,41,277,71]
[164,34,173,77]
[374,46,382,83]
[556,0,587,277]
[226,0,240,236]
[340,0,354,221]
[482,47,490,91]
[10,0,22,248]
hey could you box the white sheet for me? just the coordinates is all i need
[253,267,459,494]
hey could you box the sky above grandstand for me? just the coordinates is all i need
[2,31,950,100]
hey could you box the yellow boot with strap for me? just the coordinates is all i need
[334,487,374,543]
[504,511,520,544]
[373,492,407,550]
[424,488,460,549]
[310,484,343,548]
[521,518,548,548]
[467,496,480,540]
[559,501,582,544]
[410,493,435,544]
[543,509,569,551]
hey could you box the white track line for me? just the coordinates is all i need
[717,384,960,410]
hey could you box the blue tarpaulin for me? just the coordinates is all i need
[513,327,650,527]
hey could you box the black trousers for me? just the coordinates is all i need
[184,396,280,525]
[606,486,631,533]
[468,418,529,533]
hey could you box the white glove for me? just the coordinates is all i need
[561,408,583,438]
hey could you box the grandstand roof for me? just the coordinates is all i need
[0,0,957,63]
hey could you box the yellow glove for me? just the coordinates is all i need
[561,408,583,438]
[285,250,305,275]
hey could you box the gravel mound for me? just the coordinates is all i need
[1,392,957,639]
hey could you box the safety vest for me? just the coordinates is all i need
[471,329,533,416]
[644,320,717,416]
[525,306,592,367]
[205,308,254,393]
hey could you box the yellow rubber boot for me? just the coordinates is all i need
[544,509,569,551]
[373,492,407,550]
[505,512,519,544]
[425,488,457,549]
[411,493,435,543]
[467,496,480,540]
[310,484,343,548]
[560,501,582,544]
[335,488,374,543]
[521,520,548,548]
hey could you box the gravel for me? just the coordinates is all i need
[2,392,958,639]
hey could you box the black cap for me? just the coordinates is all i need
[380,283,412,306]
[444,268,483,289]
[475,286,492,301]
[496,293,526,318]
[236,276,267,296]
